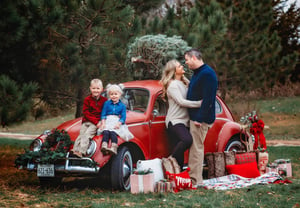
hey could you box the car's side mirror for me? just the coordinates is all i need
[152,109,159,118]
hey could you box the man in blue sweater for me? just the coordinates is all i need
[185,49,218,186]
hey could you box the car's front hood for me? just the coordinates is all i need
[55,117,82,140]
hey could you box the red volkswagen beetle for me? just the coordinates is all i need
[19,80,248,190]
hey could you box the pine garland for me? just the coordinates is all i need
[15,129,97,168]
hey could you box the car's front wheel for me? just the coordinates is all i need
[111,146,132,191]
[225,136,246,152]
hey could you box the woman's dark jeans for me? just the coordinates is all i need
[167,122,193,169]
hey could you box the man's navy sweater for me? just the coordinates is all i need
[187,64,218,124]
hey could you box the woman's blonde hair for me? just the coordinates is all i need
[160,59,188,100]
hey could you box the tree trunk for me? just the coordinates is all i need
[75,87,84,118]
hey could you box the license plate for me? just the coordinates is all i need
[37,164,55,177]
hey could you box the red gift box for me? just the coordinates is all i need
[235,152,257,164]
[130,173,155,194]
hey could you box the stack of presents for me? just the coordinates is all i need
[130,157,196,194]
[130,112,292,194]
[130,151,292,194]
[204,150,292,179]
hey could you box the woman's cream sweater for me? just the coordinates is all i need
[165,79,202,127]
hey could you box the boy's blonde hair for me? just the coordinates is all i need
[90,79,103,88]
[106,83,124,95]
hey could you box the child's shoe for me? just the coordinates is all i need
[101,142,109,155]
[108,143,118,155]
[73,151,82,158]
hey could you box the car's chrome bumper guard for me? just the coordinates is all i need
[26,152,100,174]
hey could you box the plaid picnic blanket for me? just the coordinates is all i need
[198,172,283,190]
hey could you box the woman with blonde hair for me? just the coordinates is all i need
[160,59,202,169]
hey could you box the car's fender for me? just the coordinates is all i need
[216,121,244,152]
[91,134,148,167]
[124,137,148,159]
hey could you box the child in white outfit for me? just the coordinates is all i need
[99,84,133,155]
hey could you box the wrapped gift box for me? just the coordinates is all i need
[130,173,155,194]
[155,180,175,193]
[274,159,292,177]
[258,151,269,174]
[266,163,278,174]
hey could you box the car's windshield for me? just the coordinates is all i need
[120,88,149,113]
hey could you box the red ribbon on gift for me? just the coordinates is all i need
[250,119,267,150]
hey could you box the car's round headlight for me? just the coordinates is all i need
[86,140,97,157]
[30,139,42,152]
[43,130,51,136]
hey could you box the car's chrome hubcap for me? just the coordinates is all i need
[122,152,132,188]
[123,162,131,178]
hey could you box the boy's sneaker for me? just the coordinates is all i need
[73,151,82,158]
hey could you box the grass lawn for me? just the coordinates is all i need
[0,138,299,208]
[227,96,300,140]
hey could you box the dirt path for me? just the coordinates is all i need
[266,140,300,146]
[0,132,39,140]
[1,132,300,146]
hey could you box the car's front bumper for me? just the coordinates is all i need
[25,152,100,175]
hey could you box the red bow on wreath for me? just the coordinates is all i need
[250,119,267,150]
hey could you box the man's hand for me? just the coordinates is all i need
[193,121,202,127]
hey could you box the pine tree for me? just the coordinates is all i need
[0,1,40,84]
[145,0,227,50]
[125,34,191,80]
[214,0,297,98]
[142,0,227,80]
[123,0,164,15]
[0,0,141,118]
[0,0,76,111]
[45,0,137,117]
[271,0,300,82]
[140,0,297,98]
[0,75,38,127]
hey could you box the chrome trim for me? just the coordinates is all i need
[25,153,100,174]
[215,117,232,122]
[65,156,100,173]
[128,122,149,127]
[127,118,233,128]
[67,120,82,130]
[128,120,165,127]
[151,121,165,124]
